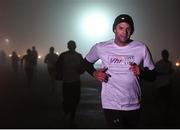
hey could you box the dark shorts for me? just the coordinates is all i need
[103,108,140,128]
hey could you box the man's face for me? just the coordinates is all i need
[68,43,76,51]
[114,22,132,44]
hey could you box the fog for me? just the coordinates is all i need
[0,0,179,63]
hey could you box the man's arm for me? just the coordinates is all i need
[20,55,25,68]
[130,63,156,81]
[78,54,85,74]
[82,58,111,83]
[44,55,48,64]
[82,58,96,76]
[139,67,157,81]
[141,45,156,81]
[55,54,63,80]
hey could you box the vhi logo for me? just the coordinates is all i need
[108,55,134,65]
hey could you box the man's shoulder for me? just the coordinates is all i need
[131,40,146,46]
[44,53,49,58]
[156,60,163,65]
[156,60,172,65]
[60,51,68,55]
[48,53,58,58]
[95,39,114,47]
[53,53,59,57]
[75,51,83,56]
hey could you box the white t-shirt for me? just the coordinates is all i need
[85,39,155,110]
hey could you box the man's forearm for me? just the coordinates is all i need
[140,67,156,81]
[82,58,96,76]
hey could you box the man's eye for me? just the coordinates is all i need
[118,26,123,30]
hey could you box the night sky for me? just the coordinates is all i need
[0,0,179,63]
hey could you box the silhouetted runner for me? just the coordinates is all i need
[44,46,58,91]
[21,49,35,87]
[56,40,84,122]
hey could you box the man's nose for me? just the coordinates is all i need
[122,30,128,36]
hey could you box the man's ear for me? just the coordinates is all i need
[113,29,116,33]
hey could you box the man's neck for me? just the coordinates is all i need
[69,50,76,53]
[114,39,132,47]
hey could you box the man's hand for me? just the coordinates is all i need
[129,62,141,76]
[93,68,111,83]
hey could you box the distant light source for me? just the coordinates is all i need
[56,52,59,55]
[4,38,10,45]
[176,61,180,67]
[38,55,42,59]
[5,38,9,43]
[9,54,12,58]
[18,54,21,58]
[81,12,109,38]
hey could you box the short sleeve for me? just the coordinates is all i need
[143,45,155,70]
[85,43,100,63]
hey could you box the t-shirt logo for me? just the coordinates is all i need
[108,55,135,67]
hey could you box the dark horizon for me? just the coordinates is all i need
[0,59,180,128]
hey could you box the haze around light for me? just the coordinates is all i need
[0,0,179,64]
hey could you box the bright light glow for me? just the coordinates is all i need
[77,9,113,56]
[38,55,42,59]
[5,38,9,43]
[176,62,180,67]
[56,52,59,55]
[9,54,12,58]
[81,12,109,38]
[4,38,10,45]
[9,54,21,58]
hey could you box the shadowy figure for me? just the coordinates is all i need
[155,49,174,128]
[11,51,20,72]
[44,46,59,91]
[0,49,7,67]
[56,40,84,122]
[32,46,38,73]
[155,49,174,105]
[82,14,156,128]
[21,49,35,87]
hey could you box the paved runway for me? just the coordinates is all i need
[0,64,180,128]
